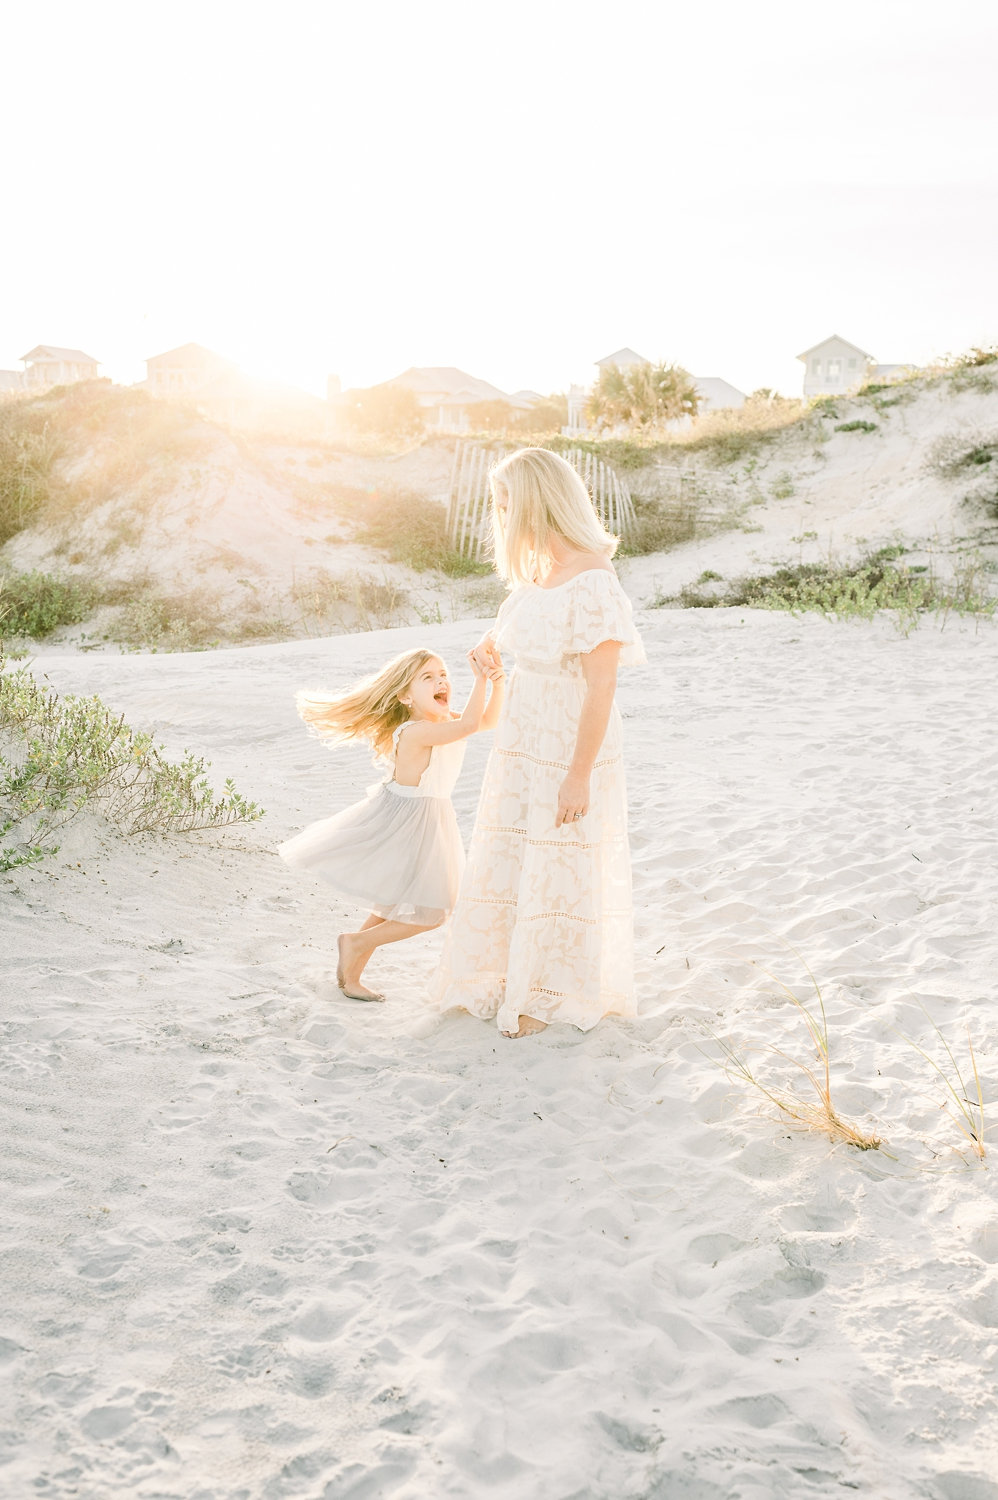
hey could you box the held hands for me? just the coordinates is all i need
[468,644,505,683]
[556,772,590,827]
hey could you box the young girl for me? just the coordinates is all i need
[278,647,504,1001]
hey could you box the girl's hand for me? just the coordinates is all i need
[471,635,500,675]
[556,772,590,827]
[467,648,486,680]
[486,646,505,683]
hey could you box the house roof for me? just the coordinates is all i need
[20,345,99,364]
[693,377,746,405]
[596,348,650,369]
[796,335,874,362]
[145,342,231,366]
[383,367,510,404]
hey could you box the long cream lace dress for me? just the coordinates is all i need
[432,567,645,1032]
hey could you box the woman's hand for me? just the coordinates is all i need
[467,648,487,680]
[471,633,501,676]
[556,772,590,827]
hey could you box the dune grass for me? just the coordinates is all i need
[345,487,492,576]
[899,1007,988,1163]
[711,953,883,1152]
[0,401,62,544]
[0,650,263,870]
[668,549,996,630]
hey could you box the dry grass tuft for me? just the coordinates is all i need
[711,951,883,1151]
[898,1006,988,1163]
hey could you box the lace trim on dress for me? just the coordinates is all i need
[476,824,627,849]
[528,983,631,1002]
[495,747,620,772]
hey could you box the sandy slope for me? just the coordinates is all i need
[3,610,997,1499]
[623,379,998,606]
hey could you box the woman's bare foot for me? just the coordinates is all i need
[501,1015,549,1039]
[336,933,385,1002]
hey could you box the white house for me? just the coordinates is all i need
[693,376,746,413]
[797,335,904,398]
[381,367,538,433]
[20,345,100,388]
[145,343,234,396]
[595,347,653,371]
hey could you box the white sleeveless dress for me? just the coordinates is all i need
[278,725,467,926]
[431,567,645,1032]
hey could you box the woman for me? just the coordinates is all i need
[432,447,645,1038]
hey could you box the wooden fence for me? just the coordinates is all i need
[445,443,638,561]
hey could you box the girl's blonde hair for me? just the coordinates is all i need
[489,447,618,587]
[296,647,440,760]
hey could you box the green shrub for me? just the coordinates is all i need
[0,571,99,638]
[835,420,878,434]
[0,655,263,869]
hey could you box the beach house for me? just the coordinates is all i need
[20,345,100,388]
[797,336,906,397]
[381,367,539,432]
[145,343,234,396]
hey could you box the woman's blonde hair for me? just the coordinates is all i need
[489,447,618,587]
[295,647,440,760]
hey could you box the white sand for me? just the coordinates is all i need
[3,609,998,1498]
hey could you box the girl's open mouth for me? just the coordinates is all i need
[434,690,449,704]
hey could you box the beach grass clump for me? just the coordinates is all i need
[671,392,809,466]
[0,653,263,870]
[712,955,883,1151]
[105,587,228,652]
[0,570,100,639]
[927,432,998,479]
[0,401,62,543]
[670,550,995,629]
[619,491,701,555]
[290,569,410,633]
[835,420,878,434]
[350,488,492,577]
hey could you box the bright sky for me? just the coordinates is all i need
[4,0,997,399]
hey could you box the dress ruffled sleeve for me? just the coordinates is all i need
[564,570,646,666]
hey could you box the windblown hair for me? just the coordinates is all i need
[489,447,618,588]
[295,647,439,761]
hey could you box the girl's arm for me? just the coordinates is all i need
[555,640,621,826]
[481,668,505,730]
[402,661,488,748]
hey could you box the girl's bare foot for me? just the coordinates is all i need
[336,933,385,1002]
[501,1015,549,1039]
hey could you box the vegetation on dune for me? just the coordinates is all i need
[0,382,213,545]
[667,548,996,630]
[835,420,878,434]
[0,401,62,544]
[0,649,263,871]
[342,487,492,577]
[0,571,100,638]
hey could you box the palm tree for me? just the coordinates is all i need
[586,361,698,433]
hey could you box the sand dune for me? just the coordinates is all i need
[3,609,997,1498]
